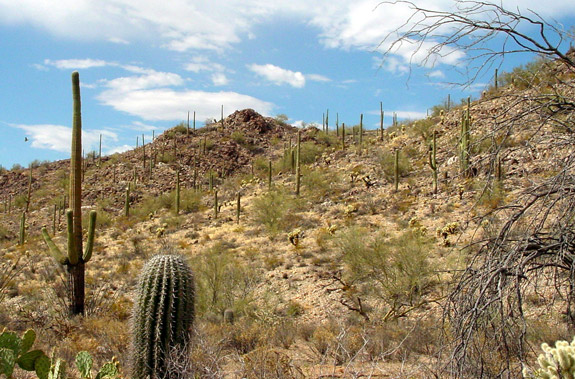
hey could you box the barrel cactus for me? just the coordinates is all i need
[131,254,195,379]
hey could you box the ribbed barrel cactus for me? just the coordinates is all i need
[131,254,195,379]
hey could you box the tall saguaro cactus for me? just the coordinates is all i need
[131,254,195,379]
[41,71,97,316]
[429,130,438,194]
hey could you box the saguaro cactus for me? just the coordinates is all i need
[460,97,471,176]
[429,130,438,194]
[131,254,195,379]
[19,211,26,245]
[41,71,97,316]
[295,130,301,196]
[394,149,399,192]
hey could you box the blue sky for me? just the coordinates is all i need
[1,0,574,169]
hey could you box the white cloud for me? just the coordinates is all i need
[97,87,273,121]
[211,73,229,86]
[128,121,158,132]
[428,70,445,79]
[44,58,112,70]
[107,144,132,155]
[102,71,184,92]
[3,1,574,65]
[12,124,118,153]
[248,64,306,88]
[184,56,225,73]
[394,110,428,120]
[306,74,331,82]
[108,37,129,45]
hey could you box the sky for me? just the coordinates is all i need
[1,0,575,169]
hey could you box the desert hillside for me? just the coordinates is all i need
[1,54,575,378]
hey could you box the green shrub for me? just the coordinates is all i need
[299,141,324,164]
[192,242,261,315]
[337,227,436,319]
[379,150,412,182]
[251,188,301,234]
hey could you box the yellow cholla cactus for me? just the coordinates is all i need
[288,228,303,246]
[524,337,575,379]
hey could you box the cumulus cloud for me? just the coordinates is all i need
[248,64,306,88]
[97,86,273,121]
[12,124,118,153]
[5,1,575,69]
[211,73,229,86]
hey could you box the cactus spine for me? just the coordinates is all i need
[131,254,195,379]
[295,130,301,196]
[41,71,97,316]
[429,130,438,194]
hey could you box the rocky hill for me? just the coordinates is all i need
[1,55,575,378]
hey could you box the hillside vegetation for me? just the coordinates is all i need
[1,53,575,378]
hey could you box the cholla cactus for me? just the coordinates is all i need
[524,337,575,379]
[288,228,303,246]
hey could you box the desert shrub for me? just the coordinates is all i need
[379,150,412,182]
[336,227,436,319]
[301,167,339,202]
[179,188,202,214]
[299,141,324,164]
[499,57,553,90]
[251,187,301,234]
[241,348,303,378]
[192,242,261,315]
[12,194,28,209]
[231,131,246,145]
[409,118,435,143]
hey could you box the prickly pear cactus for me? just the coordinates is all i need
[131,254,195,379]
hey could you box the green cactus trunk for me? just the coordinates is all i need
[214,190,218,219]
[359,113,363,148]
[19,212,25,245]
[175,169,180,215]
[394,150,399,192]
[341,123,345,150]
[236,191,241,224]
[41,72,97,316]
[26,164,32,213]
[429,130,438,194]
[131,254,195,379]
[295,130,301,196]
[125,183,131,217]
[268,160,272,189]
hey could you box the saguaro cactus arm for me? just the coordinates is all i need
[82,210,97,262]
[41,228,68,265]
